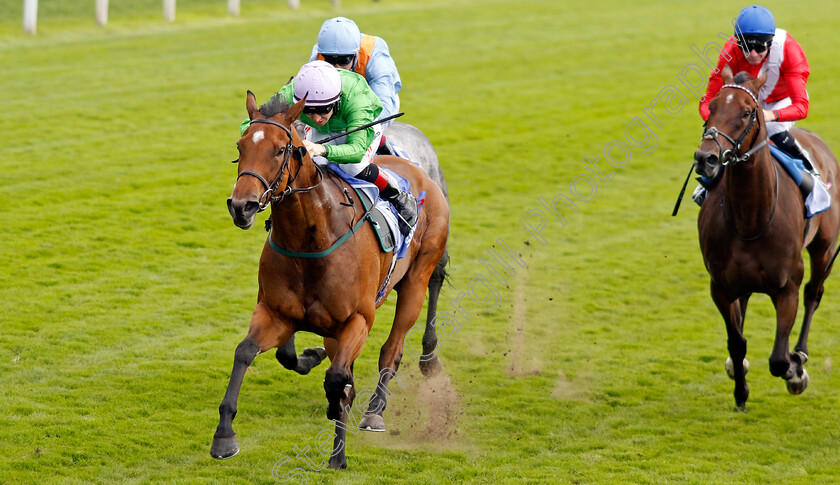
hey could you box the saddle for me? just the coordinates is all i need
[768,145,831,218]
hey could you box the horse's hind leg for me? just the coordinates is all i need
[211,303,293,459]
[711,283,749,410]
[419,251,448,377]
[360,276,432,432]
[797,239,835,359]
[784,240,834,394]
[768,283,802,389]
[275,334,327,375]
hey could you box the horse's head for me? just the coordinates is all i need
[227,91,308,229]
[695,65,767,179]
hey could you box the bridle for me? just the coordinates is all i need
[704,84,778,241]
[701,84,768,166]
[234,118,323,211]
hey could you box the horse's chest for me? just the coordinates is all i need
[709,250,798,293]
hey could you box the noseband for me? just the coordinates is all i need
[235,118,322,211]
[701,84,768,166]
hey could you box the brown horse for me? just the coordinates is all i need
[694,66,840,410]
[211,91,450,468]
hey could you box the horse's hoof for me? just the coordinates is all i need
[303,347,327,361]
[328,457,347,470]
[786,368,810,395]
[734,403,747,413]
[419,356,443,377]
[210,436,240,459]
[358,414,386,432]
[725,357,749,380]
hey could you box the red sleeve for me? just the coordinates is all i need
[775,35,810,122]
[699,39,740,122]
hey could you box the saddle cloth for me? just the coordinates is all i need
[769,144,831,218]
[328,164,418,259]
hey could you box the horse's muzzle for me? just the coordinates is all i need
[227,197,260,229]
[694,150,719,179]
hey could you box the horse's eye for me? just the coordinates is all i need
[742,110,751,119]
[276,147,286,157]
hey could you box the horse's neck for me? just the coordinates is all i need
[269,165,347,253]
[723,150,776,229]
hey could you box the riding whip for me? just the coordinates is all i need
[672,161,696,216]
[315,112,404,144]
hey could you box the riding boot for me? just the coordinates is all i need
[380,181,418,236]
[376,137,395,156]
[354,164,418,235]
[771,131,820,177]
[799,171,815,201]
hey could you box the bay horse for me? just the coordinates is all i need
[211,92,450,469]
[694,65,840,410]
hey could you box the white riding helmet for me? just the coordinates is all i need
[317,17,362,55]
[293,60,341,107]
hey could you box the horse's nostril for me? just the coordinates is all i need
[694,151,717,167]
[244,201,260,215]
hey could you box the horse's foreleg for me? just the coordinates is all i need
[276,334,328,375]
[738,294,751,324]
[360,280,428,432]
[323,314,370,470]
[711,283,749,410]
[211,303,293,459]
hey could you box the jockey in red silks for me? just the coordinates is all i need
[693,5,816,205]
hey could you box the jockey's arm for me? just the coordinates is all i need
[365,42,401,121]
[773,71,809,122]
[368,77,400,120]
[323,105,378,163]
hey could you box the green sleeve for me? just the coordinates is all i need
[325,102,377,163]
[324,71,383,163]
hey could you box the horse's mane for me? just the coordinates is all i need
[259,96,291,118]
[733,71,755,85]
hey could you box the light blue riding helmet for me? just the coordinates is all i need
[735,5,776,36]
[317,17,362,55]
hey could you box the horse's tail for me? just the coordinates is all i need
[431,246,450,287]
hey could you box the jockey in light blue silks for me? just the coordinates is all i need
[310,17,402,130]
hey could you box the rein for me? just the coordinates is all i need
[239,118,375,259]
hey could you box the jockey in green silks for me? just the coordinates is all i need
[241,60,417,235]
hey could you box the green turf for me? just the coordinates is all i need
[3,0,840,483]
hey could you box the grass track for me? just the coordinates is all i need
[3,0,840,483]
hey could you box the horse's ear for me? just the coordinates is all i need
[246,90,260,120]
[285,96,306,122]
[720,64,734,85]
[751,70,768,94]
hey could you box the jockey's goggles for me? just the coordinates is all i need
[303,103,336,116]
[322,54,355,67]
[738,35,773,53]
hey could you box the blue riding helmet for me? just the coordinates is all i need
[734,5,776,36]
[317,17,362,55]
